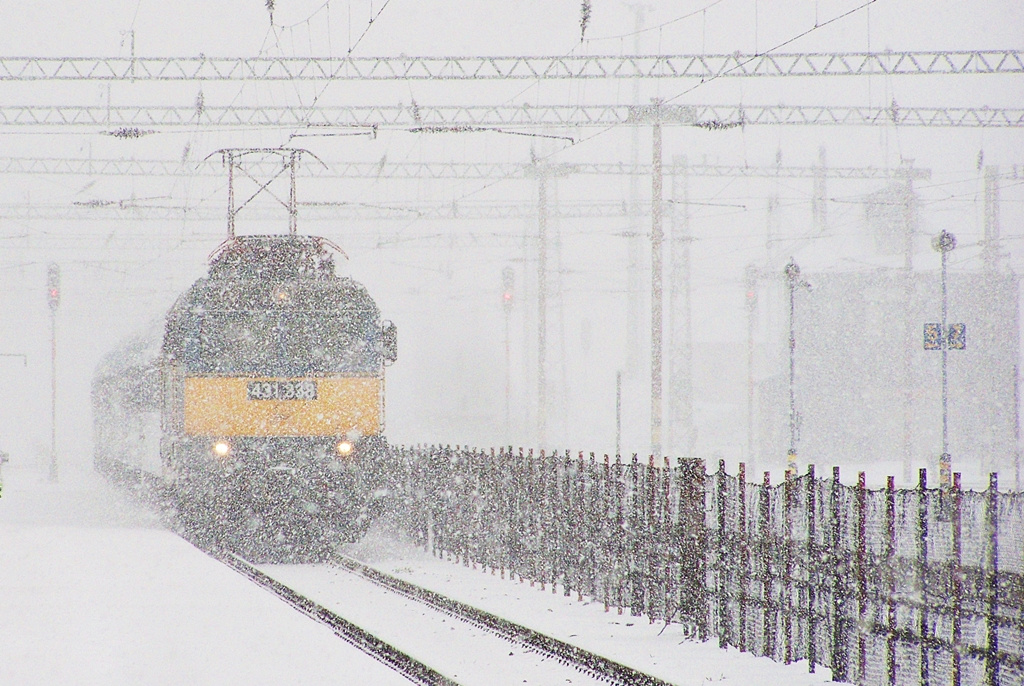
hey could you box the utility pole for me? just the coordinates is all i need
[46,263,60,482]
[928,230,960,489]
[502,266,514,439]
[289,149,299,235]
[624,3,649,386]
[226,149,236,238]
[938,231,954,489]
[627,99,693,458]
[812,146,828,233]
[527,158,573,447]
[668,155,693,458]
[537,172,549,446]
[745,265,758,466]
[901,173,917,482]
[616,370,622,458]
[650,118,664,457]
[784,259,810,478]
[983,165,1001,271]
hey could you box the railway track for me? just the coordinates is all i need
[102,461,674,685]
[328,553,674,686]
[211,548,457,686]
[103,463,454,684]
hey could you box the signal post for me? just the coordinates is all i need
[47,263,59,482]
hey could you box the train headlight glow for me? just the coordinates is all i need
[212,440,232,457]
[336,440,354,456]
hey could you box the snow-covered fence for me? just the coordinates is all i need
[389,446,1024,685]
[391,445,708,632]
[706,461,1024,685]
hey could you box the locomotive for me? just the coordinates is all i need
[93,234,397,560]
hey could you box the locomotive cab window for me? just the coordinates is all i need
[192,310,380,375]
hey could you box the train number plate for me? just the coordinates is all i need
[246,380,318,401]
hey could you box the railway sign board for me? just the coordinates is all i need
[923,322,966,350]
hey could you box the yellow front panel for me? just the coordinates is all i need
[183,376,381,437]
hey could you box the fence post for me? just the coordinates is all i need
[952,472,962,686]
[615,454,626,614]
[886,475,897,686]
[830,466,848,682]
[918,467,929,686]
[540,448,550,590]
[598,456,606,614]
[858,471,867,682]
[717,459,729,648]
[662,456,671,623]
[985,472,999,685]
[647,454,656,621]
[583,452,594,600]
[629,454,641,616]
[762,470,774,659]
[807,464,817,673]
[691,458,709,641]
[739,461,748,653]
[784,468,793,664]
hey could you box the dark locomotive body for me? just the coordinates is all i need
[93,235,396,559]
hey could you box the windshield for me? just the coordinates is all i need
[181,310,380,375]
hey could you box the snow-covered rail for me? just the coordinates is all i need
[100,463,456,684]
[100,460,670,684]
[328,553,674,686]
[210,549,458,686]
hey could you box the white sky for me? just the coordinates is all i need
[0,0,1021,466]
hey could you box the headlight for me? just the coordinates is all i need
[336,439,354,456]
[212,440,232,457]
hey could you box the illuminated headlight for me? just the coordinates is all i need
[336,439,354,456]
[212,440,232,457]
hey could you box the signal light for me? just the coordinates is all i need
[46,263,60,311]
[744,265,757,311]
[502,266,514,314]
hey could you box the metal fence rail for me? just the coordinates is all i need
[706,463,1024,685]
[391,446,1024,685]
[393,446,707,630]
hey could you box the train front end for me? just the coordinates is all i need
[161,235,396,558]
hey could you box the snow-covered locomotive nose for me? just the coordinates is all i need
[93,233,396,561]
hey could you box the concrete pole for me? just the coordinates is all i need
[933,230,956,488]
[289,150,298,235]
[983,165,1001,271]
[537,172,548,446]
[625,4,646,384]
[812,146,828,233]
[901,177,916,482]
[227,151,235,239]
[616,370,622,458]
[745,265,758,466]
[787,262,797,476]
[48,309,57,483]
[784,259,807,479]
[668,155,693,458]
[650,120,663,458]
[504,308,511,438]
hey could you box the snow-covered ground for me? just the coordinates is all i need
[0,463,836,685]
[0,465,410,686]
